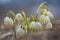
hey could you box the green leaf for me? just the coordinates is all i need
[6,10,15,20]
[21,10,26,18]
[36,2,47,15]
[21,10,26,23]
[30,15,35,22]
[20,10,27,33]
[42,5,48,10]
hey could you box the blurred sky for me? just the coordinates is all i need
[0,0,60,22]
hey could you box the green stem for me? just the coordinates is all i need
[13,19,16,40]
[26,18,29,33]
[36,13,38,22]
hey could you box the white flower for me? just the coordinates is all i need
[16,13,22,21]
[35,22,43,29]
[47,11,54,18]
[44,9,54,18]
[29,21,43,30]
[29,21,36,28]
[16,25,21,30]
[44,16,50,24]
[39,15,45,24]
[16,25,25,36]
[4,17,13,26]
[16,28,25,36]
[43,9,47,14]
[39,15,50,24]
[45,22,53,29]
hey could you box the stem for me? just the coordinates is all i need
[13,19,16,40]
[36,13,38,22]
[26,18,29,33]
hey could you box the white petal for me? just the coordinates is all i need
[16,24,25,36]
[16,13,22,18]
[44,16,50,24]
[4,17,10,22]
[16,25,21,30]
[9,18,13,25]
[29,21,36,28]
[46,22,52,29]
[16,28,25,36]
[4,17,13,26]
[43,9,54,18]
[35,22,42,27]
[9,18,13,22]
[4,17,10,25]
[35,22,43,29]
[47,11,54,18]
[16,13,22,21]
[39,15,45,24]
[44,9,47,13]
[43,9,48,15]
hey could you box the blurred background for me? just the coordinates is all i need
[0,0,60,25]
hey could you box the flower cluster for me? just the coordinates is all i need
[29,21,43,31]
[4,11,25,36]
[4,17,13,26]
[39,9,53,29]
[3,2,54,37]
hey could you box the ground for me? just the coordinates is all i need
[0,20,60,40]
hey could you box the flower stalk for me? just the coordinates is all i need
[13,18,17,40]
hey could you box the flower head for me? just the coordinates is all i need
[39,15,45,24]
[29,21,36,28]
[47,11,54,18]
[35,22,43,29]
[16,13,22,21]
[4,17,13,26]
[39,15,50,24]
[16,27,25,36]
[43,9,54,18]
[16,25,25,36]
[44,16,50,24]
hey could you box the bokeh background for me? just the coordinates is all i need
[0,0,60,25]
